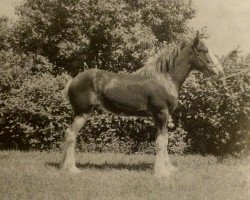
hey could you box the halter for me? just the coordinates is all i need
[219,67,250,80]
[192,47,211,68]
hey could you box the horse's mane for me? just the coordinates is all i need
[133,41,187,77]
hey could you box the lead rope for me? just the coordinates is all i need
[219,67,250,80]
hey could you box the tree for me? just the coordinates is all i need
[14,0,195,75]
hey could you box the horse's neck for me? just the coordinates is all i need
[133,46,192,91]
[168,50,192,90]
[169,65,192,90]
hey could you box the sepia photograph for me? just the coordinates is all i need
[0,0,249,199]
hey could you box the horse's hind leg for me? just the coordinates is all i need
[60,113,91,173]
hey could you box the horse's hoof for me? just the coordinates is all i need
[154,169,171,179]
[61,165,81,173]
[169,165,178,173]
[68,166,81,173]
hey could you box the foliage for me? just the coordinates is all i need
[77,114,187,154]
[0,49,71,149]
[0,17,12,50]
[1,0,249,157]
[14,0,195,75]
[173,50,250,156]
[1,48,249,156]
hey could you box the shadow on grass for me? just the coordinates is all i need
[46,162,153,171]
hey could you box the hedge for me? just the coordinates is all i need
[0,49,249,156]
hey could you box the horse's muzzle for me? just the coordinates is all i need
[209,63,224,78]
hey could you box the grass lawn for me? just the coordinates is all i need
[0,151,249,200]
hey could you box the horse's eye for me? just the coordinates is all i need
[200,49,208,53]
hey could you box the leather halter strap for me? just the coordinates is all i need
[193,47,210,67]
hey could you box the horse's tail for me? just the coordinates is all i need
[62,79,72,101]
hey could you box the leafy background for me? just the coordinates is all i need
[0,0,249,157]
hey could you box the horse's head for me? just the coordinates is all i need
[190,32,224,77]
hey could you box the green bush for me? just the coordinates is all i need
[1,48,249,156]
[0,50,71,149]
[77,114,187,154]
[1,47,249,157]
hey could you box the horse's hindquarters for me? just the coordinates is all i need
[67,69,99,115]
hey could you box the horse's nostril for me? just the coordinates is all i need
[212,67,219,76]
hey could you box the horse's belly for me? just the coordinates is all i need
[100,85,150,116]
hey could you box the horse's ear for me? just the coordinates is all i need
[192,31,200,48]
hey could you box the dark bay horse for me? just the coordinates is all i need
[60,33,224,177]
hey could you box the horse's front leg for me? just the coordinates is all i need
[154,109,177,178]
[60,114,90,173]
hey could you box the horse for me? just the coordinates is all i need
[60,32,224,177]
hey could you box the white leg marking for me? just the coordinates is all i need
[155,129,177,178]
[155,131,170,178]
[60,115,89,173]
